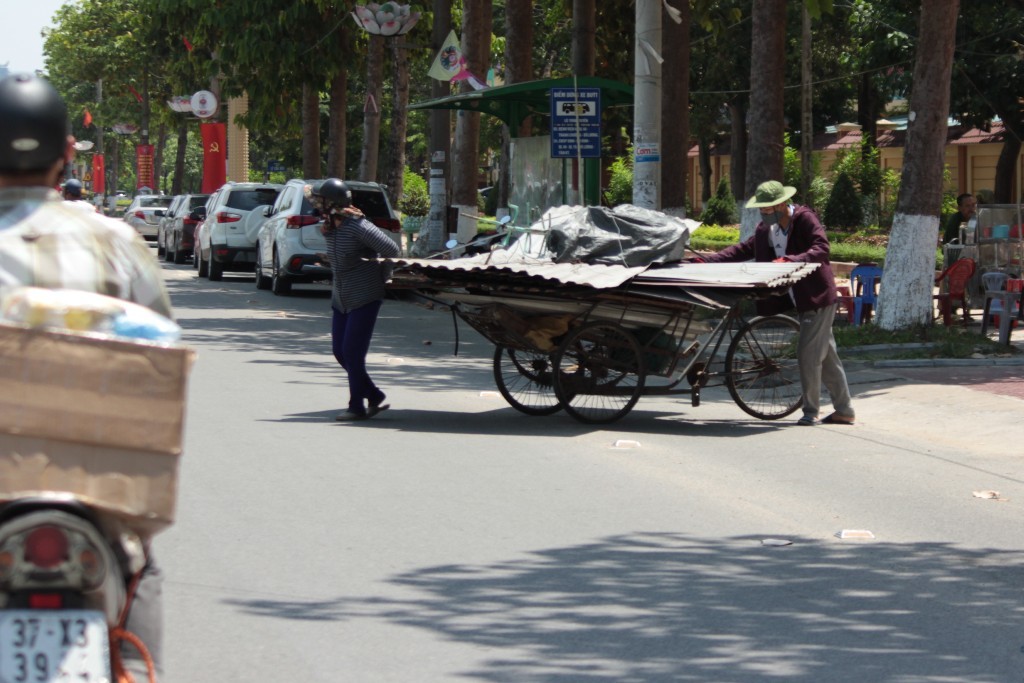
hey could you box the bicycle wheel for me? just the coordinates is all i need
[725,315,802,420]
[493,346,563,416]
[553,322,645,424]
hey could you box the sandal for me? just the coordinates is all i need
[796,415,817,426]
[822,413,855,425]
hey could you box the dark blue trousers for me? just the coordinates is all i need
[332,300,385,414]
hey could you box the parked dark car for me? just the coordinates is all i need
[163,193,211,264]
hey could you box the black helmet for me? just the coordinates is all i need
[0,74,69,172]
[63,178,83,197]
[313,178,352,209]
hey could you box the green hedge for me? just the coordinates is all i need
[691,224,889,266]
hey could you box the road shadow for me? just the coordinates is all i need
[223,531,1024,681]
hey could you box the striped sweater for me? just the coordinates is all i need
[324,215,400,313]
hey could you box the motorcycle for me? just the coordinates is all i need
[0,496,156,683]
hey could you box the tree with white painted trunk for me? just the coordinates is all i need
[875,0,959,330]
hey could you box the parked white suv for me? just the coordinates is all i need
[195,182,282,280]
[254,179,400,295]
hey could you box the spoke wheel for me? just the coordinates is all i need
[493,346,563,416]
[553,322,644,424]
[726,315,802,420]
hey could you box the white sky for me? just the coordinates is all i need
[0,0,69,75]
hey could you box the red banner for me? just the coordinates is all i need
[135,144,154,191]
[200,123,227,194]
[91,154,105,195]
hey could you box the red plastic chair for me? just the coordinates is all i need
[934,258,976,326]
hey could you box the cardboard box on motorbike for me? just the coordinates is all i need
[0,323,194,539]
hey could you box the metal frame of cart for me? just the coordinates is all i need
[388,257,819,424]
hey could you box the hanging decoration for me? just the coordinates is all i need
[427,30,488,90]
[351,3,420,36]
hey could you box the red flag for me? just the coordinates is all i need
[83,109,93,127]
[200,123,226,194]
[127,85,143,103]
[183,36,194,52]
[92,154,105,195]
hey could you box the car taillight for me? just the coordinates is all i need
[24,526,68,569]
[371,217,401,232]
[286,215,320,229]
[133,210,146,219]
[184,217,199,225]
[216,211,242,223]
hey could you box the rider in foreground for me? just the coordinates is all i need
[0,72,170,680]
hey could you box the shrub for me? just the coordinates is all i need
[824,171,863,229]
[604,152,633,206]
[398,167,429,217]
[699,177,739,225]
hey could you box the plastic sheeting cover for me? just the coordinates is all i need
[543,204,696,267]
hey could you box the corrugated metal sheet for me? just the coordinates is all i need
[388,255,647,289]
[388,257,817,291]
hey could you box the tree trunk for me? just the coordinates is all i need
[728,100,748,204]
[800,3,813,203]
[876,0,959,331]
[327,70,348,179]
[742,0,787,238]
[661,0,691,214]
[993,132,1021,203]
[327,23,350,179]
[383,35,412,207]
[572,0,595,76]
[154,123,167,194]
[450,0,490,240]
[172,120,187,195]
[501,0,534,209]
[421,0,453,254]
[699,138,713,204]
[301,83,322,179]
[359,36,385,182]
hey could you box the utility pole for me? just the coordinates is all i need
[422,0,452,253]
[633,0,662,209]
[800,2,813,203]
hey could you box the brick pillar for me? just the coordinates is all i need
[227,94,249,182]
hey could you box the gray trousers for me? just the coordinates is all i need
[797,303,854,419]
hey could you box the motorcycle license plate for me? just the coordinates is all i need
[0,610,110,682]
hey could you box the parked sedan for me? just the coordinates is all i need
[163,193,210,264]
[124,194,173,241]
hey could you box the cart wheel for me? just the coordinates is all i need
[553,322,645,424]
[725,315,802,420]
[493,346,563,416]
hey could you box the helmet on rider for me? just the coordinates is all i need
[312,178,353,213]
[0,74,69,173]
[63,178,83,198]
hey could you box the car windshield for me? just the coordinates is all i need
[227,189,281,212]
[139,196,173,208]
[351,190,390,218]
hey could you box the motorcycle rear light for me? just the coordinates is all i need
[216,211,241,223]
[77,548,104,585]
[28,593,63,609]
[286,215,320,228]
[24,526,68,569]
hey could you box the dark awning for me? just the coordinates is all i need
[407,76,634,132]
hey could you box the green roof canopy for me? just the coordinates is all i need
[407,76,634,135]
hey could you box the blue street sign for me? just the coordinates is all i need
[550,87,602,159]
[267,160,286,172]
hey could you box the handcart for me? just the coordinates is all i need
[388,254,817,425]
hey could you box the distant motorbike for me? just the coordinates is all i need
[0,496,155,683]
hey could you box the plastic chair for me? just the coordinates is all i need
[933,258,976,326]
[849,264,883,325]
[980,272,1020,344]
[835,284,855,324]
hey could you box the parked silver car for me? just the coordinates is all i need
[254,179,400,295]
[124,194,173,241]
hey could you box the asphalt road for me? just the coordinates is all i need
[155,258,1024,683]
